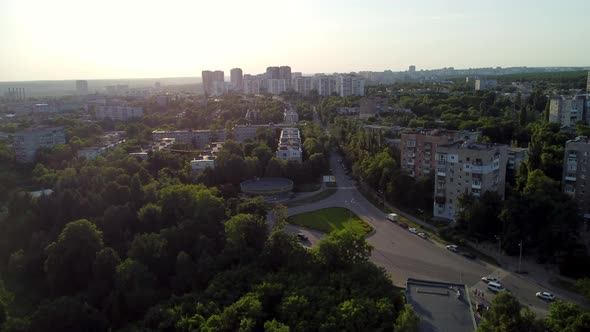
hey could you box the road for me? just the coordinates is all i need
[285,152,572,316]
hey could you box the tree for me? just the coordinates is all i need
[575,278,590,302]
[314,229,372,270]
[393,304,419,332]
[44,219,104,294]
[545,301,590,332]
[264,319,290,332]
[476,292,531,332]
[127,233,168,280]
[29,297,108,332]
[224,214,268,263]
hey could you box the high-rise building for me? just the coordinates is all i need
[409,65,416,73]
[243,75,260,95]
[292,77,314,95]
[267,79,287,95]
[13,127,66,162]
[433,142,507,221]
[202,70,224,96]
[5,88,25,101]
[339,74,365,97]
[266,66,280,79]
[230,68,243,91]
[279,66,292,87]
[401,129,480,177]
[76,80,89,95]
[475,79,498,91]
[548,95,586,127]
[563,136,590,215]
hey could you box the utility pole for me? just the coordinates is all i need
[518,240,523,273]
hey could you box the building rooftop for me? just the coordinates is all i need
[439,141,504,151]
[567,136,589,144]
[406,278,476,332]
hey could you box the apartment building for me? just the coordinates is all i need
[77,131,126,159]
[339,74,365,97]
[283,109,299,123]
[315,75,339,96]
[151,129,226,148]
[267,79,287,95]
[562,136,590,215]
[202,70,224,96]
[433,142,507,221]
[243,75,260,95]
[190,142,223,174]
[507,147,528,175]
[548,95,586,127]
[230,68,243,91]
[292,76,314,95]
[474,79,498,91]
[277,127,302,163]
[96,105,143,121]
[14,126,66,162]
[233,124,278,142]
[401,129,480,177]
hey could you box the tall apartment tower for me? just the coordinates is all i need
[563,136,590,215]
[242,75,260,95]
[339,75,365,97]
[433,142,507,221]
[401,129,480,177]
[409,65,416,73]
[76,80,89,95]
[292,77,313,95]
[266,66,280,79]
[202,70,224,96]
[279,66,292,87]
[230,68,243,91]
[548,95,586,127]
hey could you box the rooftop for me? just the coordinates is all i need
[406,278,476,332]
[439,141,504,151]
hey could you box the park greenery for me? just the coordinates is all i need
[287,207,374,236]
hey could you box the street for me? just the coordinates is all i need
[284,152,580,316]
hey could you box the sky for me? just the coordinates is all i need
[0,0,589,81]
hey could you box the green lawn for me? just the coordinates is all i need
[288,207,373,236]
[286,188,338,208]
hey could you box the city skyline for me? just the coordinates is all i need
[1,0,589,81]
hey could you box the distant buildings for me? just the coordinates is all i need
[190,142,223,174]
[230,68,243,91]
[96,104,144,121]
[315,75,339,96]
[409,65,416,74]
[152,129,226,148]
[277,127,302,163]
[292,76,314,95]
[474,79,498,91]
[548,95,587,127]
[242,75,260,95]
[434,142,507,221]
[78,131,126,159]
[104,85,129,96]
[339,74,365,97]
[267,79,288,95]
[5,88,26,101]
[336,107,359,116]
[562,136,590,215]
[202,70,224,96]
[507,147,528,175]
[75,80,89,95]
[401,129,480,178]
[587,71,590,93]
[14,126,66,162]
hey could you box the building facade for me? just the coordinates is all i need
[315,75,339,96]
[76,80,89,95]
[152,129,226,148]
[401,130,480,178]
[243,75,260,95]
[283,109,299,123]
[292,77,314,95]
[267,79,287,95]
[202,70,224,96]
[14,127,66,162]
[339,74,365,97]
[562,136,590,215]
[230,68,243,91]
[548,95,586,127]
[433,142,507,221]
[96,105,143,121]
[474,79,498,91]
[277,127,302,163]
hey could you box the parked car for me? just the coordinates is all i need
[386,213,398,222]
[398,222,409,229]
[408,228,418,234]
[446,244,459,252]
[296,232,308,241]
[481,276,499,283]
[536,292,555,301]
[460,251,477,259]
[487,282,506,293]
[417,233,427,239]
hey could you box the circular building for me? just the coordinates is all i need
[240,177,294,201]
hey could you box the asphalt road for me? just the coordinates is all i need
[285,152,572,316]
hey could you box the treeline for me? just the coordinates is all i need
[491,70,588,90]
[0,137,408,330]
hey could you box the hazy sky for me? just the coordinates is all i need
[1,0,588,81]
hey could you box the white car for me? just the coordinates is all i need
[487,282,506,293]
[536,292,555,301]
[446,245,458,252]
[408,228,418,234]
[417,232,427,239]
[481,276,499,283]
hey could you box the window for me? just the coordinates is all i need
[466,157,470,161]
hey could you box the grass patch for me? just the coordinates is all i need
[286,188,337,208]
[288,207,373,236]
[549,277,578,293]
[294,182,322,192]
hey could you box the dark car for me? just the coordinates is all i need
[460,251,477,259]
[398,222,408,229]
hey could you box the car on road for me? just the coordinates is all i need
[487,282,506,293]
[398,222,408,229]
[446,244,459,252]
[460,251,477,259]
[481,276,499,283]
[408,228,418,234]
[296,232,308,241]
[536,292,555,301]
[386,213,398,222]
[417,232,427,239]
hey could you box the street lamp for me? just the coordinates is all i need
[518,240,523,274]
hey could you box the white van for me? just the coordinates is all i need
[487,282,506,293]
[386,213,398,222]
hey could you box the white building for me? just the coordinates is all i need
[243,75,260,95]
[474,79,498,91]
[548,95,586,127]
[190,157,215,174]
[14,127,66,162]
[292,77,314,95]
[339,75,365,97]
[267,79,287,95]
[277,127,302,163]
[230,68,243,91]
[315,75,339,96]
[96,105,143,121]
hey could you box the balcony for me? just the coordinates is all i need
[565,176,577,181]
[472,181,482,189]
[407,160,415,166]
[437,170,446,176]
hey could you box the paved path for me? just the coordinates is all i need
[283,152,584,316]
